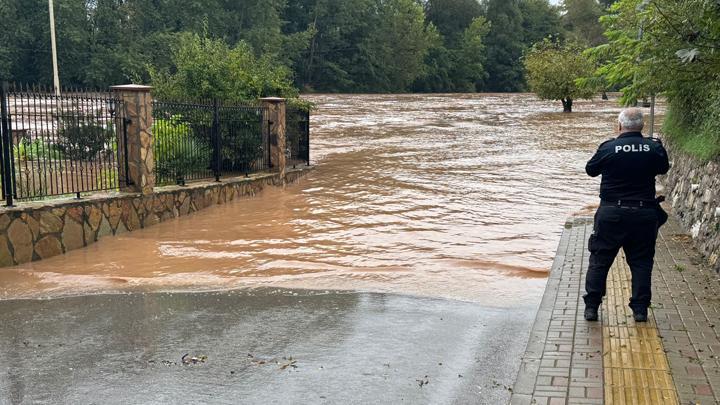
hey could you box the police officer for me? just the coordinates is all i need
[583,108,670,322]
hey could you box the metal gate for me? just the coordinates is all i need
[286,108,310,168]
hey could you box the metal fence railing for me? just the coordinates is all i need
[286,107,310,168]
[0,82,126,204]
[152,99,268,186]
[0,85,309,203]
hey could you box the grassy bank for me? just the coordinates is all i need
[663,109,720,162]
[662,85,720,162]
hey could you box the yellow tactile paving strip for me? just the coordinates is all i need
[602,252,680,404]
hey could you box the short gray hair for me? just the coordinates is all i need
[618,108,644,131]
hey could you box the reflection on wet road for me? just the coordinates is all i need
[0,94,661,305]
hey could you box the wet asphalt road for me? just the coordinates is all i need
[0,289,535,405]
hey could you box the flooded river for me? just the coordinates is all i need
[0,94,662,305]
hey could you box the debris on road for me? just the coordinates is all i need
[181,354,207,365]
[279,358,297,370]
[247,354,298,370]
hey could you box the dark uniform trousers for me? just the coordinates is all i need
[583,205,660,312]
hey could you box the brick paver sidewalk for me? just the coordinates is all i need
[510,211,720,405]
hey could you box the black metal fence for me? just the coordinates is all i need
[0,83,126,204]
[0,84,310,203]
[286,107,310,168]
[152,100,268,186]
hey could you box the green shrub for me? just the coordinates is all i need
[218,110,264,174]
[221,130,263,175]
[150,33,299,103]
[56,114,115,161]
[153,115,211,183]
[13,138,64,161]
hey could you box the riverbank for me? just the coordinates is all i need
[511,209,720,404]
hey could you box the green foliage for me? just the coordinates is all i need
[150,33,298,102]
[483,0,526,92]
[414,8,490,92]
[425,0,484,46]
[292,0,440,92]
[357,0,439,92]
[13,138,64,161]
[220,120,264,175]
[152,115,211,183]
[1,0,312,88]
[563,0,606,46]
[592,0,720,159]
[524,40,596,111]
[663,90,720,162]
[3,0,574,94]
[521,0,565,45]
[56,115,115,161]
[454,17,492,91]
[97,167,118,190]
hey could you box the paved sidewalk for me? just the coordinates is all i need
[511,212,720,405]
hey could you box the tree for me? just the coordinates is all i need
[483,0,526,92]
[598,0,618,8]
[149,33,298,102]
[520,0,565,46]
[0,0,31,80]
[413,1,488,92]
[563,0,606,46]
[592,0,720,160]
[453,17,491,91]
[286,0,377,92]
[524,40,596,112]
[425,0,484,45]
[357,0,439,92]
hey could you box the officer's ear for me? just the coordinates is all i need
[617,122,622,133]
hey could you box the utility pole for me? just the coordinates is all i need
[48,0,60,96]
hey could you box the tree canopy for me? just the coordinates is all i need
[592,0,720,160]
[563,0,606,46]
[483,0,527,92]
[0,0,614,96]
[524,40,596,112]
[149,33,298,102]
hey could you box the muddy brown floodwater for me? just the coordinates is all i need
[0,94,665,305]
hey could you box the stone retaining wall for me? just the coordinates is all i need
[0,168,311,267]
[661,142,720,271]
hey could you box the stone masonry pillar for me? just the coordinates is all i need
[111,85,154,194]
[260,97,287,180]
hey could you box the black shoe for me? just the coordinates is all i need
[633,311,648,322]
[584,307,599,321]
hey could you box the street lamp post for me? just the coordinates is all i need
[48,0,60,96]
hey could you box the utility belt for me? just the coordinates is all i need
[600,199,659,209]
[600,197,668,227]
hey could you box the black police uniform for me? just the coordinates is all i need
[583,131,670,315]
